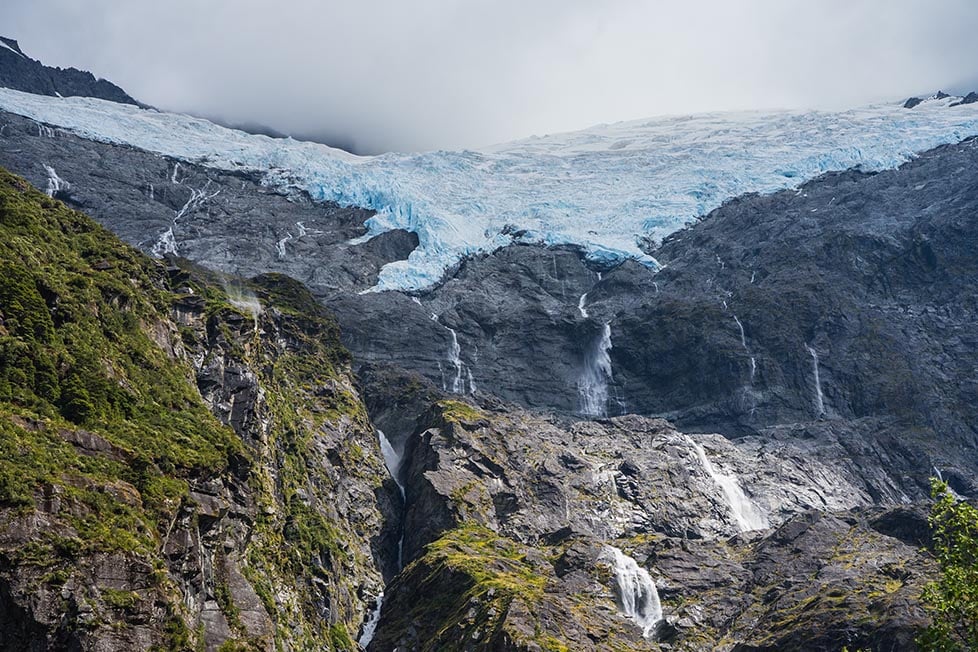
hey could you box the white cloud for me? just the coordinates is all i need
[2,0,977,153]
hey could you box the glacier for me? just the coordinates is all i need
[1,88,978,291]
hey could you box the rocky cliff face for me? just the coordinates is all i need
[329,139,978,504]
[0,171,392,650]
[0,37,136,105]
[3,108,978,507]
[0,155,945,650]
[353,368,935,651]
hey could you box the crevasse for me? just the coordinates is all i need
[4,89,978,292]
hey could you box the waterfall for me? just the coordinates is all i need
[378,429,405,497]
[224,283,262,333]
[151,227,177,257]
[378,429,406,569]
[806,344,826,416]
[276,233,293,259]
[448,327,463,393]
[578,292,589,318]
[151,180,219,259]
[578,323,614,418]
[43,164,68,198]
[733,314,757,385]
[733,315,747,349]
[933,466,964,500]
[691,441,768,532]
[601,546,662,638]
[174,184,217,222]
[358,593,384,648]
[441,325,475,395]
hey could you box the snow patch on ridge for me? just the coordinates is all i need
[3,88,978,292]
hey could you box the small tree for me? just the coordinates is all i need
[918,479,978,651]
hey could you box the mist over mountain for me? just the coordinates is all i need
[5,0,978,152]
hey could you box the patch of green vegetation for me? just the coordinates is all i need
[384,524,589,651]
[0,168,249,646]
[102,588,141,611]
[918,479,978,651]
[158,604,193,652]
[427,523,547,604]
[437,399,487,425]
[326,623,356,651]
[534,635,571,652]
[215,581,244,633]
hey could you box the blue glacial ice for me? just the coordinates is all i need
[1,88,977,292]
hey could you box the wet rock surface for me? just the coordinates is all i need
[332,138,978,503]
[353,379,936,651]
[0,110,415,296]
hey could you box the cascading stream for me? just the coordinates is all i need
[691,440,768,532]
[601,546,663,638]
[577,292,589,318]
[152,166,220,257]
[377,429,406,567]
[434,317,475,395]
[357,593,384,649]
[806,344,826,416]
[42,164,69,198]
[578,323,614,418]
[732,314,756,384]
[359,429,408,648]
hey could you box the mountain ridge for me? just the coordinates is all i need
[0,36,137,105]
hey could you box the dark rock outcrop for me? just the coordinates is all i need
[950,91,978,107]
[0,37,137,105]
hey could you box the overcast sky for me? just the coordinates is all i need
[3,0,978,154]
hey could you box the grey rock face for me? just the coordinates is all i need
[330,138,978,500]
[0,37,137,105]
[5,104,978,505]
[331,245,601,412]
[354,381,935,651]
[0,265,391,652]
[0,111,416,296]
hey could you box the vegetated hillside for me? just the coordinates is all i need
[0,167,392,651]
